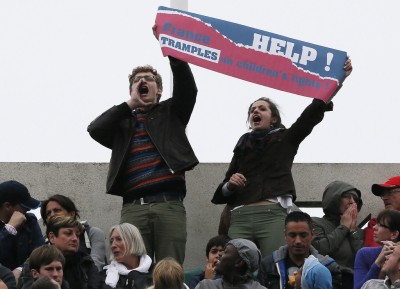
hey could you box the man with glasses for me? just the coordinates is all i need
[88,25,198,264]
[372,176,400,211]
[311,181,364,289]
[364,176,400,247]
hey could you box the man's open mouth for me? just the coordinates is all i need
[139,85,149,94]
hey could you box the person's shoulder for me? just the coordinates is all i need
[311,216,333,229]
[248,280,268,289]
[84,224,105,235]
[197,278,221,289]
[361,279,384,289]
[77,251,96,266]
[25,212,39,221]
[358,246,382,257]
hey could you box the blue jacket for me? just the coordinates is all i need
[257,245,341,289]
[0,213,45,270]
[301,255,332,289]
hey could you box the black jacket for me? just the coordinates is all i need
[0,264,16,289]
[0,213,45,270]
[63,251,101,289]
[101,268,153,289]
[212,99,332,206]
[87,57,198,197]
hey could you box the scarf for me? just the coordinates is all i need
[233,128,282,154]
[104,254,152,288]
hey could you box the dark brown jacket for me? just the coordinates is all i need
[87,57,198,197]
[212,99,332,207]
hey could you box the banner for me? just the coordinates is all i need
[155,6,348,102]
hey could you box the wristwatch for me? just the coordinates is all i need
[350,230,360,239]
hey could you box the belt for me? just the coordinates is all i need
[124,194,183,205]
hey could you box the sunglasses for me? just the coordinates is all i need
[132,75,156,83]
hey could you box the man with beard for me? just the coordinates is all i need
[361,245,400,289]
[195,239,265,289]
[258,211,341,289]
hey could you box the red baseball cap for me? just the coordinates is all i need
[372,176,400,196]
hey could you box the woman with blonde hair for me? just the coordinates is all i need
[102,223,153,289]
[150,258,186,289]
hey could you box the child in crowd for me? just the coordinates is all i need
[189,235,230,289]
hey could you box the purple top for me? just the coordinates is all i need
[353,246,382,289]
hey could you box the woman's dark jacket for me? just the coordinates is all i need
[101,268,153,289]
[63,251,101,289]
[212,99,333,206]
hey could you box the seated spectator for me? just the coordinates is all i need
[19,216,100,289]
[293,255,332,289]
[364,176,400,247]
[188,235,230,289]
[361,245,400,288]
[102,223,153,289]
[0,264,16,289]
[31,276,60,289]
[196,239,265,289]
[19,244,69,289]
[40,194,106,271]
[311,181,363,289]
[47,216,100,289]
[149,258,185,289]
[258,211,342,289]
[0,181,45,281]
[354,209,400,289]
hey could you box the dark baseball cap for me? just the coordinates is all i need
[371,176,400,196]
[0,180,40,209]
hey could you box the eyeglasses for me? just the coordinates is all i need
[380,189,400,198]
[377,222,390,229]
[132,75,156,83]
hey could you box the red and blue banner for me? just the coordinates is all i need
[155,6,348,102]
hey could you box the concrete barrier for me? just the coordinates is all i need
[1,162,399,269]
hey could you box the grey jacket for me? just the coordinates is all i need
[311,181,364,269]
[196,279,266,289]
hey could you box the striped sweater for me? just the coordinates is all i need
[122,112,185,198]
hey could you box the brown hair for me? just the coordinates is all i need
[377,209,400,241]
[29,244,65,271]
[40,194,80,226]
[128,65,163,100]
[247,97,283,129]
